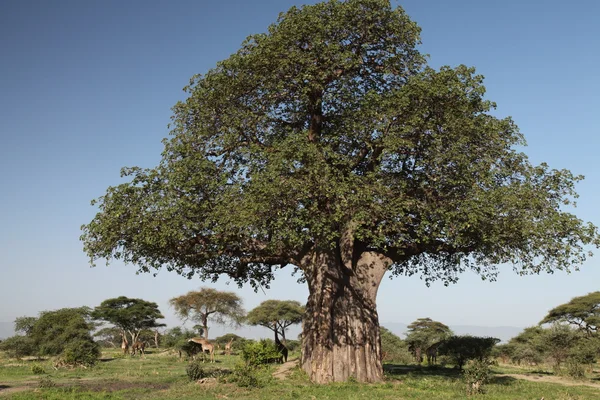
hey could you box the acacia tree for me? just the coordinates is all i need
[246,300,304,342]
[81,0,599,383]
[540,292,600,336]
[169,288,245,340]
[405,318,452,362]
[92,296,165,344]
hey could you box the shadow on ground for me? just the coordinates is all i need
[384,364,462,379]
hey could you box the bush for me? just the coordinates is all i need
[229,362,273,388]
[440,336,500,370]
[31,364,46,374]
[186,361,207,381]
[38,376,56,388]
[380,327,413,364]
[463,359,492,395]
[565,359,586,380]
[0,335,36,359]
[242,340,282,366]
[61,339,101,366]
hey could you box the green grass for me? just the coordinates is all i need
[1,350,599,399]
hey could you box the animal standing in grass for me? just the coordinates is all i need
[188,337,215,363]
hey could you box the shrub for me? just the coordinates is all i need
[565,359,586,380]
[186,361,207,381]
[380,327,413,364]
[38,376,56,388]
[440,336,500,370]
[31,364,46,374]
[230,362,273,388]
[242,340,282,366]
[0,335,36,359]
[61,339,101,366]
[463,359,492,395]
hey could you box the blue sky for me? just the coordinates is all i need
[1,0,599,339]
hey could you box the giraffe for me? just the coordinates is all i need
[425,341,443,366]
[274,327,288,363]
[131,340,146,356]
[224,337,235,355]
[120,331,129,355]
[188,337,215,363]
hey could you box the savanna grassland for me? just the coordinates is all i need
[1,349,600,399]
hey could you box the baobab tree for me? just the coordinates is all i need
[81,0,599,383]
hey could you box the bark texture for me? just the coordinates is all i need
[300,248,389,383]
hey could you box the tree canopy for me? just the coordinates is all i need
[0,307,100,365]
[81,0,599,383]
[246,300,304,341]
[405,317,452,362]
[169,287,245,340]
[540,292,600,336]
[92,296,165,343]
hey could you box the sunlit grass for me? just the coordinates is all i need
[1,349,599,399]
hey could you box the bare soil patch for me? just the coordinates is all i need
[273,358,299,380]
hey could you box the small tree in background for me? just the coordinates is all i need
[439,335,499,370]
[405,318,452,363]
[1,308,100,366]
[380,326,412,364]
[214,333,249,352]
[92,296,165,344]
[170,288,245,340]
[246,300,304,342]
[539,324,580,371]
[541,292,600,337]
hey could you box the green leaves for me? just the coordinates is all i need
[81,0,598,288]
[91,296,165,335]
[540,292,600,335]
[246,300,304,335]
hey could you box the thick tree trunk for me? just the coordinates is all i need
[300,248,389,383]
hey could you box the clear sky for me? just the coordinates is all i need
[1,0,599,338]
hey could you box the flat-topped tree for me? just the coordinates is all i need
[92,296,165,345]
[541,292,600,336]
[81,0,599,383]
[246,300,304,342]
[169,288,245,340]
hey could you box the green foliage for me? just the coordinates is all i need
[214,333,249,351]
[93,326,122,348]
[186,361,207,381]
[541,292,600,335]
[2,308,100,366]
[565,359,586,380]
[161,327,197,348]
[31,364,46,374]
[463,359,492,395]
[62,339,101,366]
[284,339,301,352]
[538,324,580,369]
[82,0,599,293]
[229,362,273,388]
[0,335,36,358]
[14,316,37,335]
[439,336,500,370]
[246,300,304,339]
[169,288,245,339]
[92,296,165,343]
[380,326,412,364]
[242,339,283,366]
[405,318,452,362]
